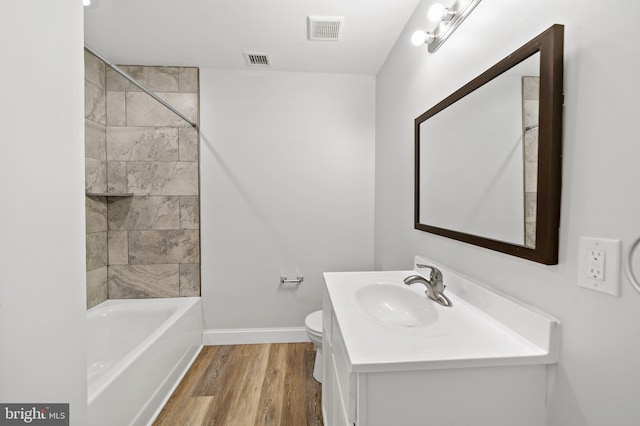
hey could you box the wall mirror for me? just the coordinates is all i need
[414,24,564,265]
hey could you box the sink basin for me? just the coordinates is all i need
[355,283,437,327]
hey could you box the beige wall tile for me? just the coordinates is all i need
[522,76,540,101]
[85,119,106,160]
[128,230,199,264]
[525,192,537,223]
[108,230,129,265]
[180,196,199,229]
[86,196,107,233]
[87,266,108,309]
[127,161,198,195]
[179,68,199,93]
[84,50,105,90]
[523,99,539,130]
[107,126,179,162]
[106,91,126,126]
[106,66,179,92]
[86,231,108,271]
[524,161,538,193]
[525,222,536,248]
[524,127,538,162]
[105,68,133,91]
[107,161,127,193]
[108,264,180,298]
[85,158,107,193]
[126,92,197,127]
[84,81,106,125]
[108,196,180,230]
[179,264,200,296]
[178,127,199,161]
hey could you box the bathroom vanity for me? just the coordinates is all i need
[322,256,559,426]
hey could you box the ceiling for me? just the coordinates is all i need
[84,0,420,76]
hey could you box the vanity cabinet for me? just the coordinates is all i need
[322,260,559,426]
[322,294,356,426]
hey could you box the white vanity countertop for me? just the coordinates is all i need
[324,258,559,374]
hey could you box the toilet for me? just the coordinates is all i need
[305,310,323,383]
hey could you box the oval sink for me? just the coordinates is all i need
[355,284,437,328]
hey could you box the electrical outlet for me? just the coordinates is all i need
[578,237,621,296]
[587,249,605,280]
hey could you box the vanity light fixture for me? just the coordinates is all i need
[412,0,482,53]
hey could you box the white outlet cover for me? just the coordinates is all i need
[578,237,621,296]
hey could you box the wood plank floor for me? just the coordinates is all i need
[154,343,323,426]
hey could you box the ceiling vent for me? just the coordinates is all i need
[307,16,344,41]
[244,52,271,68]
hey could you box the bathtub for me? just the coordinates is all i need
[87,297,203,426]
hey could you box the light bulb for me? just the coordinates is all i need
[83,0,91,5]
[428,3,446,21]
[411,30,427,46]
[411,30,435,46]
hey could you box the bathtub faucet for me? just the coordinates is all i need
[404,264,452,307]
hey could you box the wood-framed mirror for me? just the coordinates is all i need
[414,24,564,265]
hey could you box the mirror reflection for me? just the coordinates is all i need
[418,53,540,247]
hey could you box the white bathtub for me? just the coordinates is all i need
[87,297,203,426]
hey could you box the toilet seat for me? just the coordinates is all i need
[307,329,322,340]
[305,310,323,334]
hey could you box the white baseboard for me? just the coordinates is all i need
[203,327,310,345]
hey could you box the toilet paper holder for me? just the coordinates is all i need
[280,275,304,284]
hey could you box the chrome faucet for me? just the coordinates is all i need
[404,264,453,307]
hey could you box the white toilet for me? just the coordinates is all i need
[305,310,323,383]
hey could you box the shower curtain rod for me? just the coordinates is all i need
[84,44,198,129]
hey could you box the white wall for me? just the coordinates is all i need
[200,69,375,332]
[376,0,640,425]
[0,0,87,424]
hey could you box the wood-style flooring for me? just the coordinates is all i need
[153,343,323,426]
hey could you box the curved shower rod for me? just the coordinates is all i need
[625,235,640,294]
[84,44,198,129]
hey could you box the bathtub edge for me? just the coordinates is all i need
[141,343,203,426]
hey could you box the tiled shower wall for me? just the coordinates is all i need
[85,52,109,308]
[84,51,200,308]
[522,76,539,248]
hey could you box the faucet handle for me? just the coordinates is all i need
[416,264,443,282]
